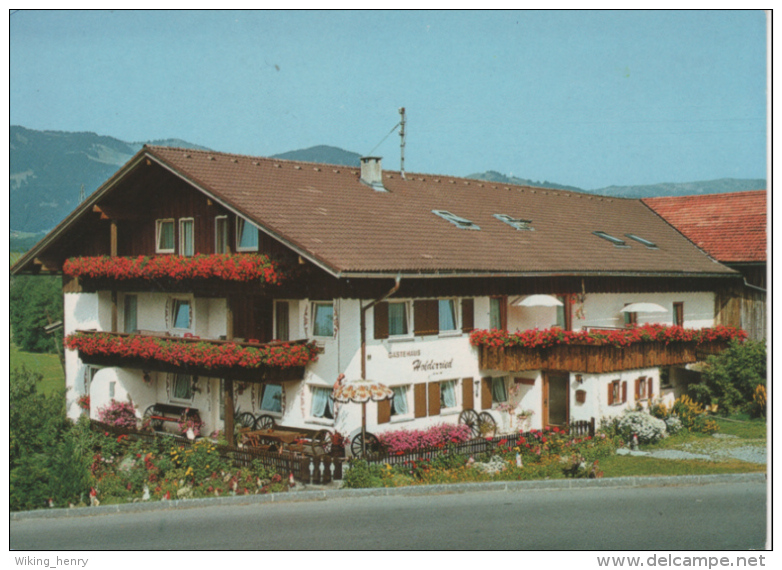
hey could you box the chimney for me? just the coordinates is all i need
[360,156,387,192]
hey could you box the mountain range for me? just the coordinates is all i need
[9,126,765,236]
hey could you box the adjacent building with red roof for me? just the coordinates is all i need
[644,191,766,340]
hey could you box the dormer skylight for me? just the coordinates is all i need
[494,214,534,231]
[432,210,481,230]
[593,231,629,248]
[625,234,658,249]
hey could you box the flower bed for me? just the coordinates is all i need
[470,323,747,350]
[63,254,284,285]
[64,332,319,371]
[376,423,473,455]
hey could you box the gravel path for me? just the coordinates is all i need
[641,433,767,464]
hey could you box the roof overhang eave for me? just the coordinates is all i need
[333,269,743,280]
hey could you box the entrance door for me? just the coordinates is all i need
[543,372,569,427]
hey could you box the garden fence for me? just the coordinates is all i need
[91,417,594,482]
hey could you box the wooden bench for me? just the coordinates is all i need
[143,403,199,432]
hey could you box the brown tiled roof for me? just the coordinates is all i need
[145,145,735,277]
[643,191,767,264]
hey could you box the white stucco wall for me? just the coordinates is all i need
[573,292,715,331]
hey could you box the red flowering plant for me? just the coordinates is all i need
[64,332,320,371]
[77,394,91,411]
[470,323,746,350]
[63,254,285,285]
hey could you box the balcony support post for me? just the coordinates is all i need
[224,378,235,447]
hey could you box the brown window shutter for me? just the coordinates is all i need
[648,378,653,400]
[608,382,615,406]
[374,301,389,340]
[499,296,508,330]
[377,398,391,424]
[635,378,641,400]
[461,298,474,333]
[481,377,493,409]
[414,300,439,336]
[428,381,441,416]
[621,381,628,403]
[462,378,474,410]
[414,383,427,418]
[563,294,573,331]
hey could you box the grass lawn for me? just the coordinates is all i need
[10,344,65,396]
[599,454,766,478]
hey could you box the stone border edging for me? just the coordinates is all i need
[10,472,765,521]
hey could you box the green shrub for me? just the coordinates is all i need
[690,339,766,417]
[341,460,385,488]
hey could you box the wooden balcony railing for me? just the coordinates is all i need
[65,330,318,382]
[478,339,731,374]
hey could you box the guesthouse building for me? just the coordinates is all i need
[11,146,745,450]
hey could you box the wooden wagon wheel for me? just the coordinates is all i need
[255,414,276,430]
[478,411,498,438]
[143,405,164,432]
[235,412,256,429]
[351,432,382,459]
[311,429,333,456]
[459,409,481,439]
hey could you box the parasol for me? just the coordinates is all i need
[620,302,668,314]
[512,294,564,307]
[332,374,393,457]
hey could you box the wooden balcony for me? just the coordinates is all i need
[66,330,317,383]
[478,340,730,374]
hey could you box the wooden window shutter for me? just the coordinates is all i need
[428,381,441,416]
[648,378,654,400]
[499,296,508,330]
[461,298,474,333]
[621,381,628,403]
[414,300,439,336]
[608,381,615,406]
[462,378,474,410]
[414,383,427,418]
[377,398,391,424]
[481,377,493,409]
[563,294,573,331]
[374,301,389,340]
[634,378,642,400]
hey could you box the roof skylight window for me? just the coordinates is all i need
[625,234,658,249]
[432,210,481,230]
[593,231,630,248]
[494,214,534,231]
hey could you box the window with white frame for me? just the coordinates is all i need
[388,301,409,336]
[123,294,138,334]
[491,377,508,404]
[275,301,290,341]
[236,217,259,251]
[310,386,334,420]
[390,385,411,418]
[312,302,334,337]
[439,379,458,412]
[171,298,192,330]
[179,218,194,256]
[215,216,229,254]
[260,384,283,414]
[172,373,194,402]
[438,299,458,332]
[156,219,175,253]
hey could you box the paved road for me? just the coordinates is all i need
[10,480,767,550]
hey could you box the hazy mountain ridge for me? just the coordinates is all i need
[10,127,765,235]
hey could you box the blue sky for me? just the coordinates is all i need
[9,9,768,189]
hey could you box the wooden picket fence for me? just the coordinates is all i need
[91,417,594,482]
[90,420,344,484]
[366,418,596,467]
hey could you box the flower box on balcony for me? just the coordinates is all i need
[63,254,284,285]
[471,324,745,374]
[64,331,319,383]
